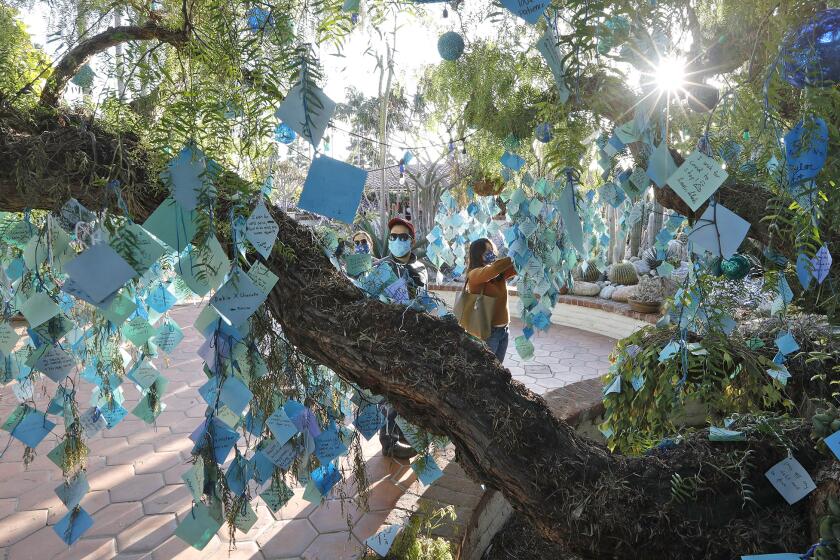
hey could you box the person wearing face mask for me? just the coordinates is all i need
[378,217,428,298]
[466,238,516,362]
[352,231,374,255]
[376,217,426,459]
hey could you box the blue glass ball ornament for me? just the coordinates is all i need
[437,32,465,61]
[535,123,552,143]
[782,9,840,88]
[274,122,297,144]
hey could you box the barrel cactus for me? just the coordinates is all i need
[608,262,639,285]
[573,259,601,282]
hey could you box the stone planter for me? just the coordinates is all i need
[628,298,660,314]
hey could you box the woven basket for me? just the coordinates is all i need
[473,177,504,197]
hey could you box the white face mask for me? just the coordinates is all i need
[388,237,411,258]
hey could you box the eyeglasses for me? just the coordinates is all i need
[353,240,368,246]
[389,233,411,242]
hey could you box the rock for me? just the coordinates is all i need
[612,285,638,302]
[633,260,651,275]
[599,285,616,299]
[572,281,601,297]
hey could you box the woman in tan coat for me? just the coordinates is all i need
[466,238,516,362]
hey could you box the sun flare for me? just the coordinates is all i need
[654,56,687,92]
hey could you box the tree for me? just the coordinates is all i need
[0,1,837,558]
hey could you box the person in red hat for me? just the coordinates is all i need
[377,216,427,459]
[378,216,427,298]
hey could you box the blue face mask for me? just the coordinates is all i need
[484,250,496,264]
[388,237,412,258]
[354,242,369,254]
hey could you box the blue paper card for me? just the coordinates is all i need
[366,525,402,557]
[411,454,444,486]
[9,408,54,447]
[535,29,570,103]
[764,456,816,505]
[775,332,799,356]
[145,282,177,313]
[53,507,94,545]
[811,245,832,284]
[218,376,253,416]
[210,271,266,327]
[795,253,812,290]
[55,472,89,509]
[266,408,299,445]
[142,197,199,254]
[784,116,828,184]
[500,0,549,24]
[225,455,252,496]
[274,82,336,147]
[260,439,297,470]
[500,151,525,171]
[603,376,621,395]
[311,462,341,496]
[658,341,680,362]
[314,427,347,464]
[687,203,750,259]
[160,144,212,212]
[245,202,279,258]
[646,142,678,188]
[354,404,384,440]
[298,156,367,224]
[63,243,137,305]
[666,150,728,212]
[558,181,584,252]
[824,430,840,460]
[251,451,275,485]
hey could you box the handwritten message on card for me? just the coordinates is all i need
[764,456,816,505]
[666,151,728,212]
[245,202,279,258]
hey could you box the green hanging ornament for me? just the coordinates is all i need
[742,129,750,141]
[70,64,95,90]
[720,254,751,280]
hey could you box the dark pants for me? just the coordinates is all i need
[486,326,509,363]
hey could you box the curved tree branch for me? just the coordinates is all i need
[40,22,188,107]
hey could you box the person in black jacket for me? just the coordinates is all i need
[377,217,425,459]
[377,217,427,299]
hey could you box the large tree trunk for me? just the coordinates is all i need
[0,111,829,559]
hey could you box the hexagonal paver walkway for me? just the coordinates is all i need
[0,305,615,559]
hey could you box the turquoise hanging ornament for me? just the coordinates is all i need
[274,122,296,144]
[71,64,95,90]
[534,123,552,143]
[720,254,751,280]
[437,32,465,61]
